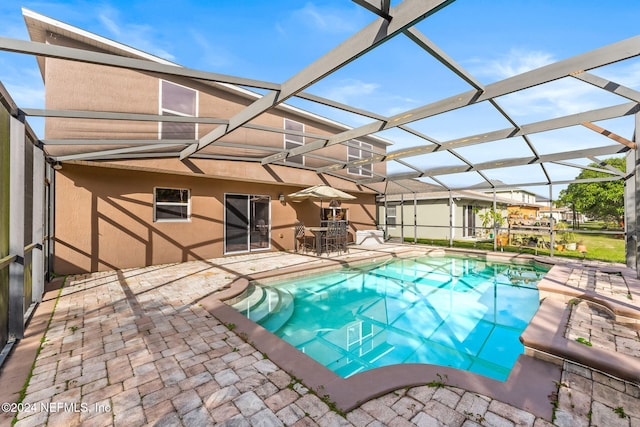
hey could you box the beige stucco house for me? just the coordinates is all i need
[378,186,511,241]
[23,9,390,274]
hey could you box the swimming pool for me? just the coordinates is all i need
[231,255,548,381]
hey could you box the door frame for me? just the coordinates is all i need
[223,193,271,255]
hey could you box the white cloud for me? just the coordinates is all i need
[189,30,232,69]
[470,48,621,119]
[291,2,360,34]
[473,48,556,80]
[498,79,605,118]
[96,6,175,62]
[98,13,121,37]
[321,79,379,104]
[4,82,44,107]
[599,61,640,91]
[384,97,423,117]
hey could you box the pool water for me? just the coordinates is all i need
[231,255,548,381]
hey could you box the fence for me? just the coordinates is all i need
[380,221,625,259]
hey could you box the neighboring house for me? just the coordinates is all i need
[377,182,511,241]
[471,181,548,220]
[498,189,543,221]
[540,207,588,224]
[23,9,390,274]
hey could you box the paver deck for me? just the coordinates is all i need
[1,244,639,426]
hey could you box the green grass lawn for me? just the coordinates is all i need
[405,232,626,264]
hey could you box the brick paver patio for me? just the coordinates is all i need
[3,245,640,426]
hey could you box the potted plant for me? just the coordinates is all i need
[556,221,576,250]
[478,208,505,239]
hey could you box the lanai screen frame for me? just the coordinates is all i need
[1,0,639,271]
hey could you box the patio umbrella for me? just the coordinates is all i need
[287,184,356,220]
[287,184,356,202]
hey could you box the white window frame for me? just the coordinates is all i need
[347,140,373,177]
[159,80,198,139]
[386,205,397,229]
[154,187,191,223]
[283,118,304,165]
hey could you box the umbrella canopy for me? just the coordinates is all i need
[287,184,356,202]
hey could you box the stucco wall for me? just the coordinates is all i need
[380,200,458,240]
[379,200,507,241]
[53,163,377,274]
[42,36,387,180]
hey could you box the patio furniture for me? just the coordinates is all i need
[294,222,314,253]
[323,221,343,256]
[337,220,349,253]
[307,226,328,255]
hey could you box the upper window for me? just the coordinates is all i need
[160,80,197,139]
[347,140,373,177]
[154,188,190,222]
[284,118,304,165]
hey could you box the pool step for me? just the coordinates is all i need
[231,285,295,332]
[260,289,294,333]
[230,284,266,316]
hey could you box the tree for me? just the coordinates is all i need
[557,157,625,225]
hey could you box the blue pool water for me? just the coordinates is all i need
[231,255,548,381]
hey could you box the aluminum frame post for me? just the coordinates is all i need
[31,146,45,302]
[493,189,497,251]
[549,185,555,257]
[8,116,25,339]
[449,191,454,247]
[400,193,404,244]
[414,192,417,244]
[628,113,640,275]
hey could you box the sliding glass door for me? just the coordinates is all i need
[224,194,270,254]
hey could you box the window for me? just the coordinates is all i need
[284,118,304,165]
[347,140,373,177]
[463,205,476,237]
[154,188,190,222]
[386,205,397,228]
[322,208,347,222]
[160,80,197,139]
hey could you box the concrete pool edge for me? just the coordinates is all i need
[522,261,640,385]
[200,290,561,419]
[198,248,562,419]
[521,298,640,384]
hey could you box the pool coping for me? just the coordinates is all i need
[521,262,640,385]
[199,248,562,419]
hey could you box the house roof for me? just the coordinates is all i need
[4,3,636,198]
[378,187,516,205]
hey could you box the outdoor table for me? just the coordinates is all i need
[307,227,328,255]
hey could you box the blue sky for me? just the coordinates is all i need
[1,1,639,197]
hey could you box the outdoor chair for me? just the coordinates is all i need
[295,222,314,253]
[337,220,349,254]
[323,221,342,256]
